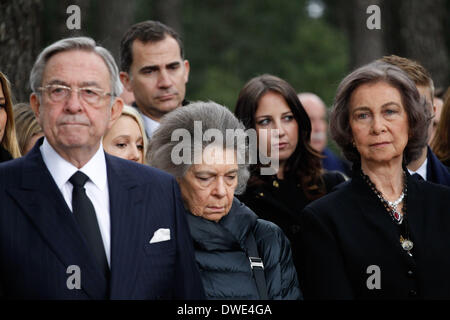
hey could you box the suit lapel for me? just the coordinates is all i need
[106,155,145,299]
[426,147,450,186]
[8,143,109,299]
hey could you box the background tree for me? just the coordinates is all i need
[151,0,182,37]
[324,0,449,88]
[398,0,448,87]
[97,0,136,62]
[0,0,448,111]
[0,0,43,102]
[183,0,348,109]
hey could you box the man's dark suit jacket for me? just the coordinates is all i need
[426,146,450,187]
[322,148,351,177]
[0,140,205,299]
[299,167,450,299]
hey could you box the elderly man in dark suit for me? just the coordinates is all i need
[0,37,204,299]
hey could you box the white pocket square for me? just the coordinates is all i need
[149,228,171,244]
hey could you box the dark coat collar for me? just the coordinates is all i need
[187,197,257,251]
[426,146,450,186]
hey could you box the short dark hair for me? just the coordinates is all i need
[120,20,184,73]
[234,74,324,200]
[330,61,430,164]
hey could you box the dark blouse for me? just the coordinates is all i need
[237,171,345,273]
[0,145,13,163]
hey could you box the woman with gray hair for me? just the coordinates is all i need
[299,61,450,299]
[149,101,301,300]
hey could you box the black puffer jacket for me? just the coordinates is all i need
[186,197,302,300]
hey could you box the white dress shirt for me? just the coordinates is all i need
[40,138,111,266]
[408,157,428,181]
[141,113,160,138]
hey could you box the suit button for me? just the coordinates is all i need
[409,290,417,297]
[407,270,414,278]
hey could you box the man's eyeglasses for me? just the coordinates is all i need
[38,84,114,105]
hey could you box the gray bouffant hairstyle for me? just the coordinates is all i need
[330,61,430,164]
[148,101,250,194]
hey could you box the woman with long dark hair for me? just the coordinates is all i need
[234,74,345,272]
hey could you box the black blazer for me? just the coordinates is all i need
[0,139,205,299]
[299,168,450,299]
[426,146,450,187]
[238,171,346,274]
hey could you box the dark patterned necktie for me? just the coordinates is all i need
[412,173,424,181]
[69,171,109,278]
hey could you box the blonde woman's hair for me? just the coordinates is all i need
[0,72,21,158]
[105,105,148,164]
[13,103,43,155]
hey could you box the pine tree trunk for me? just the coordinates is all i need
[350,0,386,68]
[153,0,183,36]
[0,0,43,103]
[399,0,449,88]
[96,0,136,64]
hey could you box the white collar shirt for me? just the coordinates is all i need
[141,113,160,138]
[40,138,111,266]
[408,157,428,181]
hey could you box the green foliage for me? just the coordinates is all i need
[285,18,349,107]
[182,0,348,111]
[40,0,349,111]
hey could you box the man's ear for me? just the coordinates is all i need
[183,60,190,83]
[30,93,42,125]
[108,97,124,129]
[120,72,133,92]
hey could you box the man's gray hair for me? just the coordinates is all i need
[30,37,123,98]
[148,101,250,195]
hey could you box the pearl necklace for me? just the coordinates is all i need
[386,192,405,224]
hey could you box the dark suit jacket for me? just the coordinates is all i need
[0,140,205,299]
[426,146,450,187]
[322,148,351,177]
[299,168,450,299]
